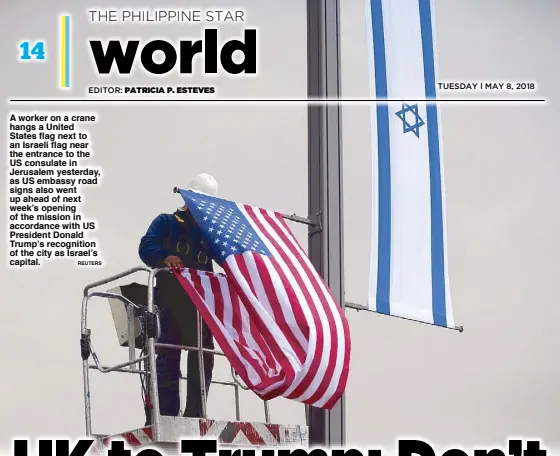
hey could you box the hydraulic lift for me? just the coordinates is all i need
[81,266,310,453]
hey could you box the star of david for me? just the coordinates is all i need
[395,103,425,138]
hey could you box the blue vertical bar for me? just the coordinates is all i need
[370,0,392,314]
[419,0,447,327]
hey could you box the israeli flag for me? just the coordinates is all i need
[366,0,455,328]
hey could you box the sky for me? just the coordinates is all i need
[1,0,559,451]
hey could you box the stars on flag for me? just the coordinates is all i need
[187,195,271,262]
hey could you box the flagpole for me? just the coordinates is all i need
[344,301,464,332]
[307,0,346,448]
[172,186,316,226]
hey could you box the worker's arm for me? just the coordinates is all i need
[138,214,173,268]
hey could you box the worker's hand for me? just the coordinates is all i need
[164,255,184,271]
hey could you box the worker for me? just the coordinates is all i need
[138,173,218,422]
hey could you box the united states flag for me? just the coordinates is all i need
[173,189,351,409]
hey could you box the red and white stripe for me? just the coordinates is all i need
[90,418,307,451]
[90,428,153,454]
[176,205,351,409]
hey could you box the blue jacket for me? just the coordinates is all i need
[139,210,213,271]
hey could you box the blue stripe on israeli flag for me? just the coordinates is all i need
[366,0,455,328]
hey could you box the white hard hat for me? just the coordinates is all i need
[186,173,218,197]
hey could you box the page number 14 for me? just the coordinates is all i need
[19,41,46,60]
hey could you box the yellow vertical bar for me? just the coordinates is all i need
[60,15,67,88]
